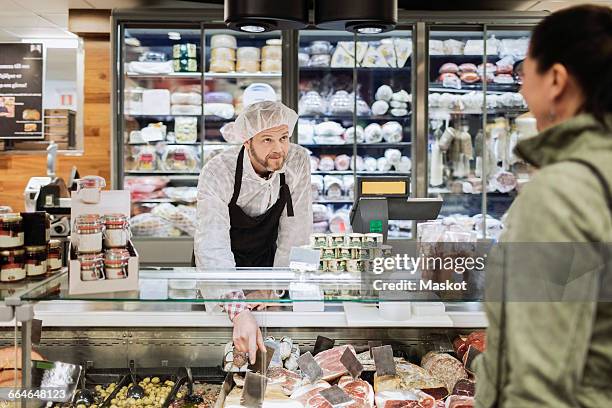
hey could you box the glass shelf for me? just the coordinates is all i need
[19,268,483,304]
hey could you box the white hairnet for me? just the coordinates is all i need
[220,101,298,144]
[242,83,277,108]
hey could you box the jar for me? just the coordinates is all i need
[79,253,103,281]
[339,248,352,261]
[74,215,103,254]
[0,214,24,249]
[21,212,50,246]
[321,247,336,260]
[328,233,346,248]
[346,259,363,273]
[103,214,129,248]
[76,176,106,204]
[104,249,129,280]
[47,240,63,272]
[24,245,48,278]
[310,233,328,249]
[347,233,364,249]
[363,233,384,248]
[0,248,26,282]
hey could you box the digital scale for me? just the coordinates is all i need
[350,176,443,241]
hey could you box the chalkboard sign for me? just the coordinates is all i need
[0,43,43,140]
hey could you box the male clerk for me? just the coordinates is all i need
[195,100,312,363]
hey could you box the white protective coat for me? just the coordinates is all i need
[194,143,313,270]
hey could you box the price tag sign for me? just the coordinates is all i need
[241,372,267,408]
[297,352,323,383]
[340,348,363,379]
[313,335,335,356]
[372,345,396,376]
[320,385,354,407]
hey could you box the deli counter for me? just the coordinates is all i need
[0,266,486,407]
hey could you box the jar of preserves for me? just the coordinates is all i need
[103,214,129,248]
[21,212,50,246]
[0,248,26,282]
[74,215,103,253]
[47,240,63,272]
[25,245,47,278]
[76,176,106,204]
[104,249,129,279]
[78,253,103,281]
[0,213,24,249]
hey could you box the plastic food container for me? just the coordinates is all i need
[104,249,129,280]
[79,253,104,281]
[0,213,24,249]
[103,214,130,248]
[0,248,26,282]
[48,239,63,272]
[25,245,48,278]
[74,215,104,254]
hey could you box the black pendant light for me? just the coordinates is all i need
[315,0,397,34]
[224,0,309,33]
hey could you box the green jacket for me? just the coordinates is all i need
[475,114,612,408]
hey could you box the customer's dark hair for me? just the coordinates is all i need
[529,5,612,124]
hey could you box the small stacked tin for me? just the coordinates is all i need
[310,232,385,274]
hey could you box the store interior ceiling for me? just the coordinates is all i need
[0,0,609,43]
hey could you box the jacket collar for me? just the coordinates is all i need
[514,113,612,168]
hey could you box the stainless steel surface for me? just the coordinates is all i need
[413,22,428,199]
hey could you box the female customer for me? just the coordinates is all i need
[475,5,612,408]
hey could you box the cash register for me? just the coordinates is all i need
[350,176,443,241]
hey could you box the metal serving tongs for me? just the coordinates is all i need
[183,366,203,405]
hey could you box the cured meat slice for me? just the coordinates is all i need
[439,63,459,74]
[465,331,486,352]
[383,401,422,408]
[314,345,356,381]
[451,379,475,397]
[266,367,304,396]
[291,381,331,406]
[421,352,467,393]
[338,376,374,407]
[421,387,449,401]
[460,72,480,84]
[445,395,474,408]
[306,394,333,408]
[458,63,477,73]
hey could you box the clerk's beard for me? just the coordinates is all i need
[249,143,286,173]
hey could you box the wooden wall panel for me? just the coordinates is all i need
[0,38,111,212]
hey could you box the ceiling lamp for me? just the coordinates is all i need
[224,0,309,33]
[314,0,397,33]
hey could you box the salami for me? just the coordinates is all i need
[266,367,304,396]
[338,376,374,407]
[451,379,475,397]
[306,394,333,408]
[445,395,474,408]
[421,352,467,393]
[314,345,356,381]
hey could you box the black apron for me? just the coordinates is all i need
[228,146,294,267]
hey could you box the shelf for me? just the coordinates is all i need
[429,108,529,116]
[312,170,409,175]
[300,115,411,121]
[429,54,501,60]
[300,66,411,73]
[127,141,201,146]
[429,83,520,94]
[313,199,354,204]
[126,72,201,79]
[204,72,281,79]
[125,114,200,119]
[133,198,177,204]
[302,143,411,148]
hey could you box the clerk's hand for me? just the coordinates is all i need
[233,310,265,364]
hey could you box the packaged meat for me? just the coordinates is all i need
[420,352,467,393]
[130,213,179,237]
[309,54,331,68]
[318,155,336,171]
[439,62,459,74]
[313,345,356,381]
[261,59,282,73]
[458,63,477,73]
[313,204,331,223]
[491,171,517,193]
[382,122,403,143]
[344,126,365,144]
[224,384,303,408]
[134,145,158,171]
[377,157,391,172]
[365,124,384,144]
[335,155,351,171]
[324,176,343,199]
[477,63,496,75]
[445,395,474,408]
[298,52,310,67]
[351,155,365,171]
[204,103,235,119]
[375,390,435,408]
[171,104,201,115]
[205,91,234,104]
[170,92,202,106]
[390,101,408,109]
[310,41,332,55]
[211,34,237,49]
[310,156,321,172]
[364,157,378,172]
[357,98,372,116]
[329,91,353,115]
[443,39,465,55]
[315,121,345,137]
[391,90,410,103]
[142,89,171,115]
[398,157,412,173]
[429,40,444,55]
[439,73,461,89]
[267,367,305,396]
[495,56,515,74]
[127,60,173,75]
[451,379,475,397]
[174,117,198,143]
[391,109,409,117]
[384,149,402,165]
[331,46,355,68]
[329,209,351,234]
[161,145,200,172]
[459,72,480,84]
[494,74,514,84]
[372,100,390,116]
[299,91,326,115]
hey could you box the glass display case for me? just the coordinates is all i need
[114,21,283,242]
[298,28,414,239]
[426,28,532,240]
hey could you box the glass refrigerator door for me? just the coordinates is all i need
[202,28,283,159]
[426,28,528,240]
[299,29,413,238]
[120,24,202,239]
